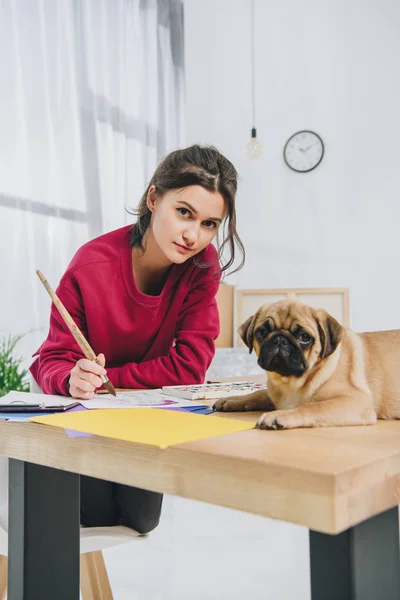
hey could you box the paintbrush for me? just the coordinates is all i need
[36,269,116,397]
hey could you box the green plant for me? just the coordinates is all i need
[0,334,30,397]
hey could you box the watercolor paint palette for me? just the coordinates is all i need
[162,381,267,401]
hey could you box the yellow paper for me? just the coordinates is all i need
[29,409,255,448]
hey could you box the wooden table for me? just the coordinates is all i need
[1,414,400,600]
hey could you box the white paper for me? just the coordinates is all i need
[81,390,207,409]
[1,390,208,411]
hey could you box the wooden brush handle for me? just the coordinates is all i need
[36,270,97,361]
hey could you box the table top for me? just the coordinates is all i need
[0,412,400,534]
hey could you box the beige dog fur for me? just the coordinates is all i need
[214,299,400,430]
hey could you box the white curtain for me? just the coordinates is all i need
[0,0,184,366]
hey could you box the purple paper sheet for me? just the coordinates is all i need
[64,405,94,438]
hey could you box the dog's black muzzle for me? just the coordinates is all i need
[258,333,307,377]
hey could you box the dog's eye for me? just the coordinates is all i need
[298,333,312,345]
[256,327,268,340]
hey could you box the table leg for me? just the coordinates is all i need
[8,459,80,600]
[309,506,400,600]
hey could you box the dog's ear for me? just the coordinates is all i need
[314,309,343,359]
[238,313,257,354]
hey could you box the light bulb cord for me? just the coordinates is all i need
[251,0,256,130]
[246,0,262,157]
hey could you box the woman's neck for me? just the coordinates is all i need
[132,234,172,296]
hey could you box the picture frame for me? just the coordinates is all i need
[234,288,349,347]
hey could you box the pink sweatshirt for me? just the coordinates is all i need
[30,225,221,395]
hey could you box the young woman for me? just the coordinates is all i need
[30,144,245,533]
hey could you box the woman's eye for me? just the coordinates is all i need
[177,207,190,217]
[203,220,217,229]
[299,333,312,344]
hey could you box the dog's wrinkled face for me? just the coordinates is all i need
[239,300,343,378]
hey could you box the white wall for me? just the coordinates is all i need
[185,0,400,332]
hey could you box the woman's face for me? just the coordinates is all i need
[147,185,226,265]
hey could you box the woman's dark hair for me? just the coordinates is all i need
[129,144,245,276]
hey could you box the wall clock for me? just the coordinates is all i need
[283,130,324,173]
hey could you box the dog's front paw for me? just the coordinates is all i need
[257,410,300,430]
[213,398,228,411]
[213,396,249,412]
[214,391,273,413]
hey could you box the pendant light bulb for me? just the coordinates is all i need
[245,127,263,159]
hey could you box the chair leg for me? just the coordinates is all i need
[0,555,7,600]
[80,551,114,600]
[0,551,116,600]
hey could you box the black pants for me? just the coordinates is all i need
[80,475,163,534]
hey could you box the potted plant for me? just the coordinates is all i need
[0,334,29,397]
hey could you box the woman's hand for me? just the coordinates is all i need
[68,353,107,399]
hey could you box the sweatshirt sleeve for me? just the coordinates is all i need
[29,281,87,396]
[106,265,222,389]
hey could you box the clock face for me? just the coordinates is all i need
[283,130,324,173]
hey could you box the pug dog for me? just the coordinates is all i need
[213,299,400,430]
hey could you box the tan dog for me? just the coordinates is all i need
[214,299,400,429]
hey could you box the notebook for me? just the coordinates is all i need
[161,381,267,401]
[0,391,80,411]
